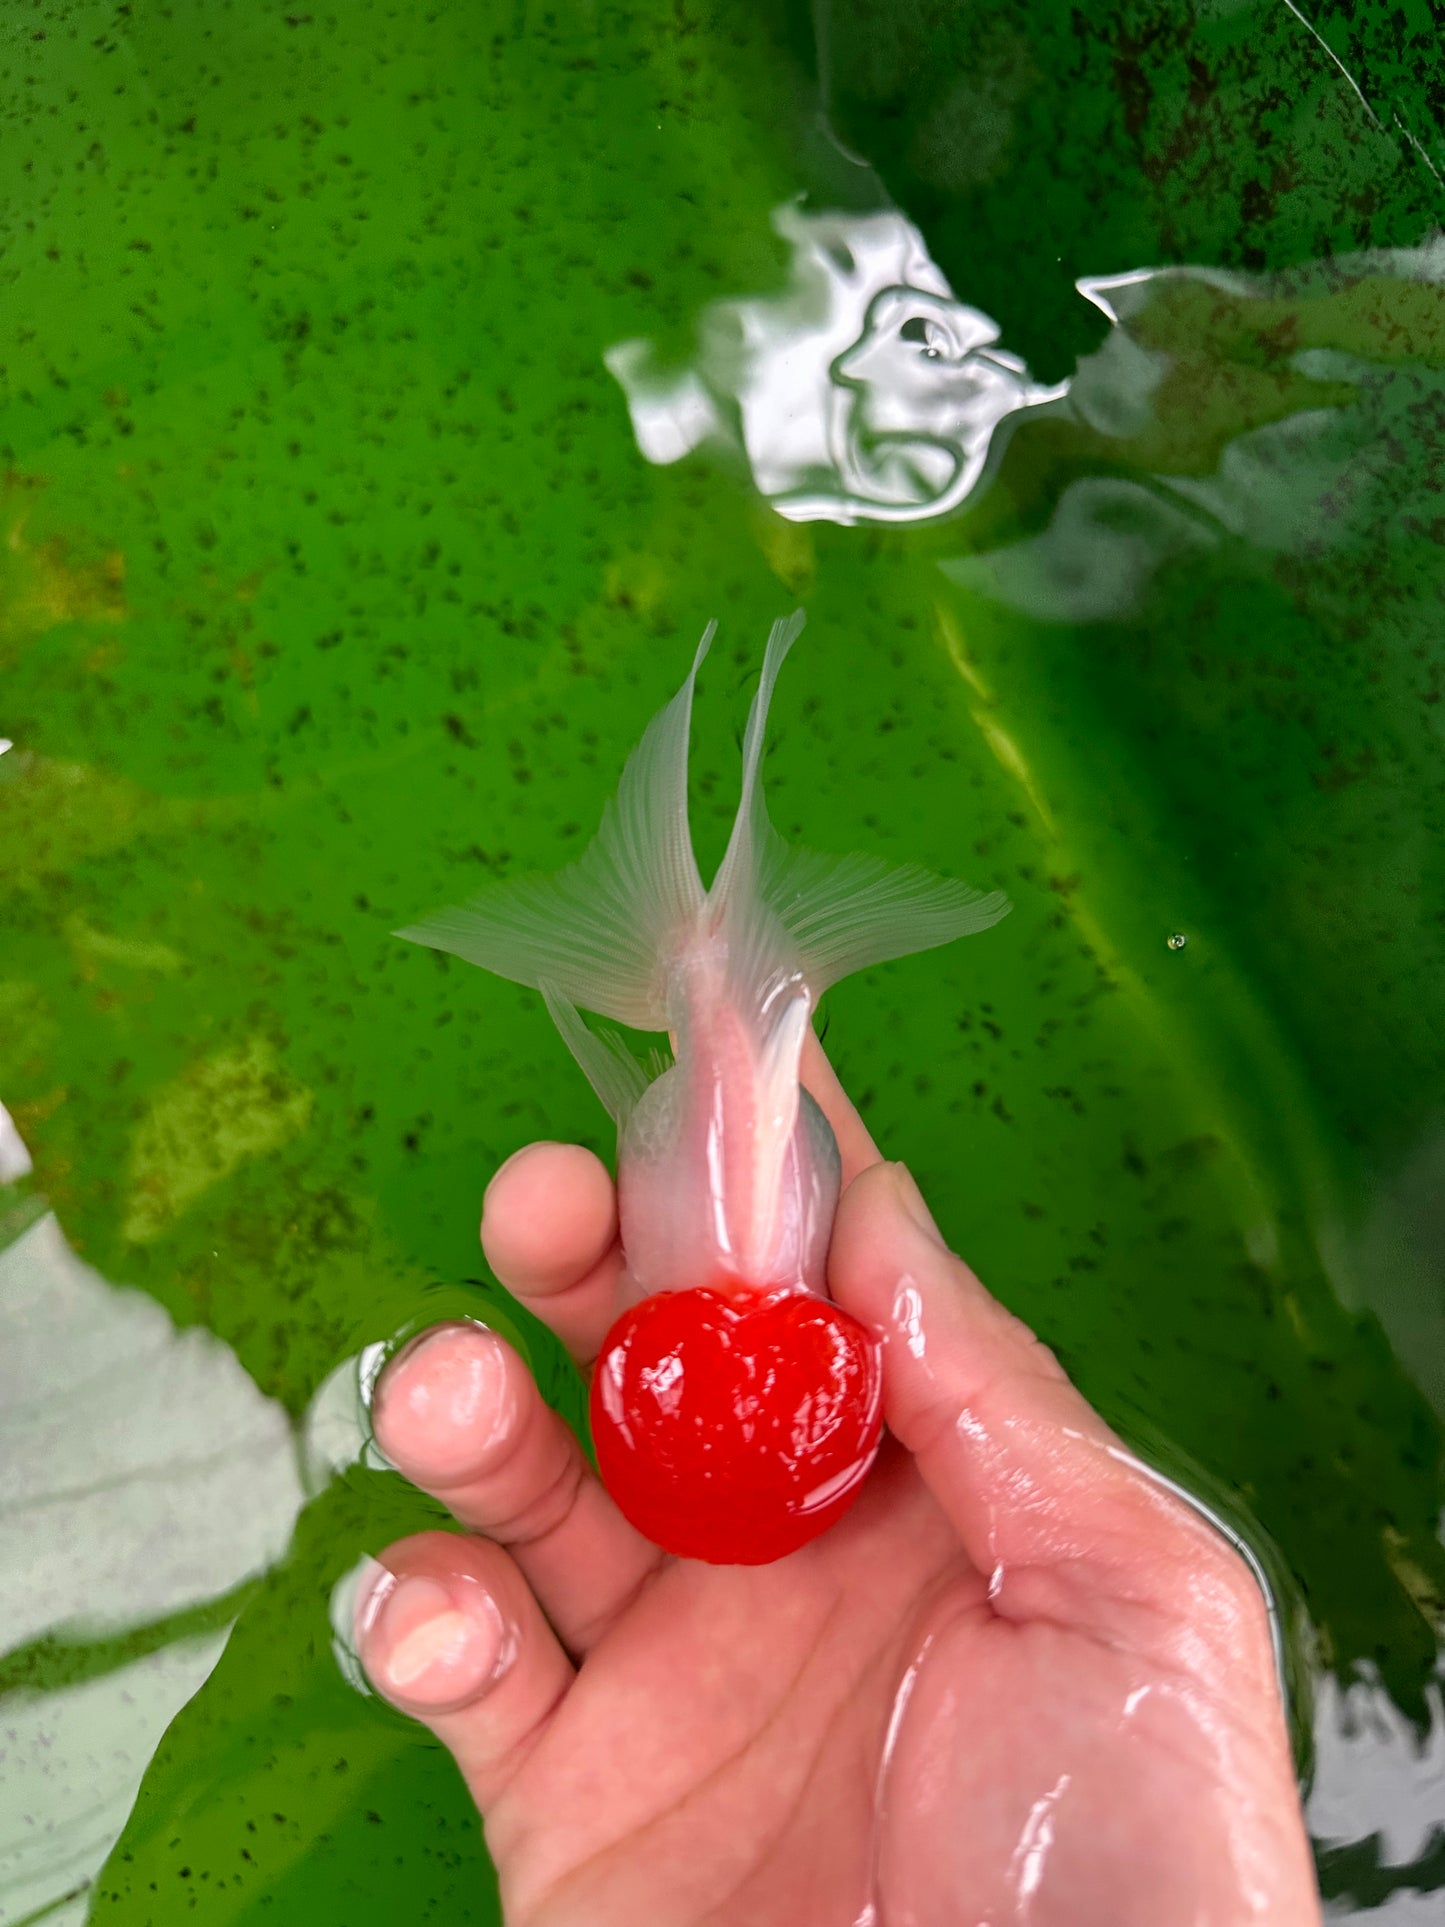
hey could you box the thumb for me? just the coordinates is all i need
[829,1163,1266,1661]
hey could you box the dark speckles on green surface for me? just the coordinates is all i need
[812,0,1445,376]
[2,0,1444,1921]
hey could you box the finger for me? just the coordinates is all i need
[801,1030,882,1186]
[373,1321,664,1654]
[829,1162,1277,1674]
[357,1529,574,1814]
[480,1141,624,1364]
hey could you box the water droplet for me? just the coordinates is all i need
[1167,932,1188,951]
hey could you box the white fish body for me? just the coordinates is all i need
[400,613,1009,1306]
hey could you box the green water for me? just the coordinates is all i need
[2,2,1443,1921]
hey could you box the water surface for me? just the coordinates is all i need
[2,3,1443,1921]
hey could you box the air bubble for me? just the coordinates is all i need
[1167,932,1188,951]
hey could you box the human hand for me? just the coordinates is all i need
[355,1044,1321,1926]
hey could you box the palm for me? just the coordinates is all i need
[360,1069,1319,1926]
[492,1445,955,1925]
[491,1442,1291,1927]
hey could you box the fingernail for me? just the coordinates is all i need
[372,1322,510,1480]
[381,1318,497,1388]
[380,1320,486,1390]
[357,1568,513,1711]
[892,1164,947,1249]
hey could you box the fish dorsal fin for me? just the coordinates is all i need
[710,607,1011,999]
[396,624,714,1029]
[703,609,1008,1278]
[736,982,812,1281]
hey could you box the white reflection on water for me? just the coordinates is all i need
[300,1340,390,1493]
[0,1101,32,1184]
[606,202,1064,525]
[949,239,1445,624]
[1311,1666,1445,1855]
[1312,1663,1445,1918]
[0,1213,304,1926]
[1325,1894,1444,1924]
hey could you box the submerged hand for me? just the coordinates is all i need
[356,1053,1321,1927]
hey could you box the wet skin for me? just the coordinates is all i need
[357,1042,1322,1927]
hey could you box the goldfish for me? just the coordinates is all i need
[400,611,1009,1562]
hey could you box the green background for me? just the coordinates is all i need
[2,1,1442,1919]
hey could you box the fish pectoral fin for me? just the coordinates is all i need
[540,983,664,1129]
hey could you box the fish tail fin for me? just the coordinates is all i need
[711,607,1011,1001]
[762,839,1012,994]
[396,622,714,1030]
[706,607,807,995]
